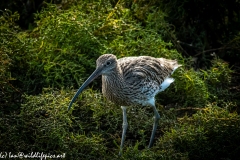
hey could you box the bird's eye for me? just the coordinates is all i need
[106,61,111,65]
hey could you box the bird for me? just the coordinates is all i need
[68,54,181,155]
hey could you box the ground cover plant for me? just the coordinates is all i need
[1,0,240,159]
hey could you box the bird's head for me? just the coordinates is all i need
[68,54,117,111]
[96,54,117,75]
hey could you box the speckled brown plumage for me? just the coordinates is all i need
[99,54,181,106]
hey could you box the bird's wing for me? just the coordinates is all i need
[118,56,175,86]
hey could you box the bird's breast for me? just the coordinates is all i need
[101,75,160,106]
[102,75,130,105]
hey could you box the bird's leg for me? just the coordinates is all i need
[119,106,128,156]
[148,104,160,148]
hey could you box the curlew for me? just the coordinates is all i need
[68,54,181,155]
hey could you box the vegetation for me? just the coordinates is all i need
[0,0,240,159]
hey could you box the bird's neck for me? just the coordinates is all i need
[101,65,126,105]
[102,65,123,88]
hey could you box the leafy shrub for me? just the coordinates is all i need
[158,57,236,110]
[157,68,208,109]
[0,88,107,159]
[159,105,240,160]
[201,58,234,105]
[0,51,13,107]
[201,58,232,87]
[10,3,105,91]
[2,1,183,93]
[0,11,21,109]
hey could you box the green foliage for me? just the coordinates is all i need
[0,51,12,103]
[159,68,209,108]
[201,58,237,107]
[202,58,232,86]
[1,1,183,93]
[0,11,20,108]
[3,87,239,159]
[0,88,107,159]
[159,105,240,160]
[159,57,237,109]
[9,3,106,91]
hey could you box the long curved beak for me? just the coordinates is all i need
[68,68,102,111]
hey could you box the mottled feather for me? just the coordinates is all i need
[100,54,181,106]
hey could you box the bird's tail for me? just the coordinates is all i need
[159,58,182,74]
